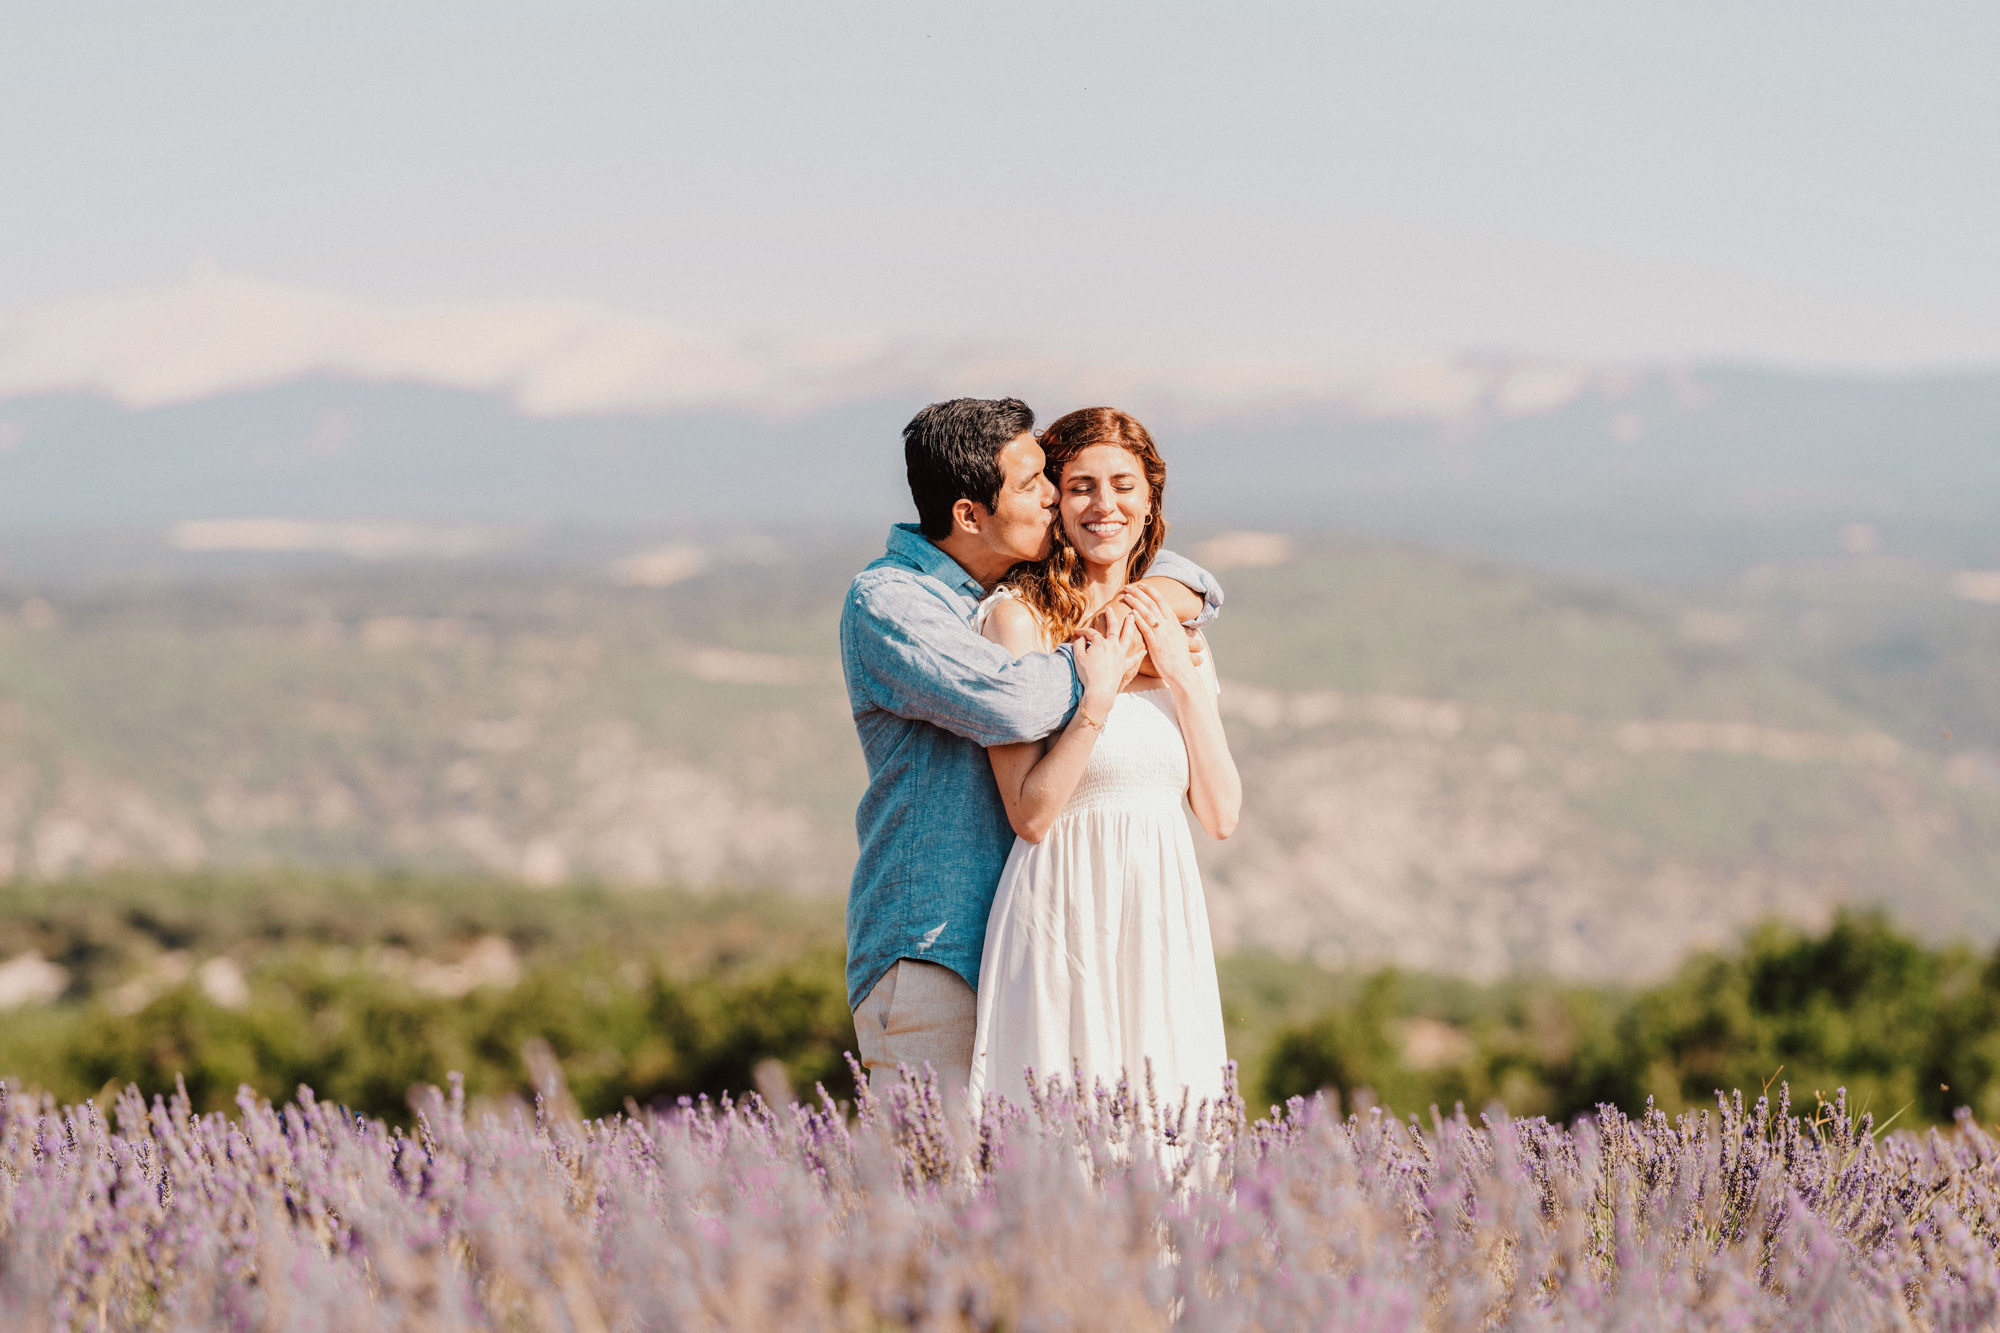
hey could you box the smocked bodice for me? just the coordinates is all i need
[1065,689,1190,817]
[971,587,1194,821]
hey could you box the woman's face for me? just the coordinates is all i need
[1058,444,1152,572]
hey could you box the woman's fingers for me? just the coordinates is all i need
[1122,584,1193,671]
[1110,611,1147,681]
[1120,583,1175,633]
[1126,591,1171,647]
[1117,585,1155,621]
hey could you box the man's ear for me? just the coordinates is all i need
[950,498,985,536]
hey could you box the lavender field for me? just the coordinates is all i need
[5,1059,2000,1332]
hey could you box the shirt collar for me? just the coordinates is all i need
[885,523,985,599]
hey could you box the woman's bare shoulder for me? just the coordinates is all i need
[981,591,1052,654]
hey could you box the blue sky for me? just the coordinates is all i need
[4,2,1995,370]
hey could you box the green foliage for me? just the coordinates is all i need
[11,948,857,1124]
[1262,972,1404,1109]
[1625,915,1941,1120]
[0,873,855,1122]
[11,876,2000,1131]
[1257,969,1628,1122]
[1260,912,2000,1127]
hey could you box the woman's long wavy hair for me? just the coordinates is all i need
[1010,407,1169,644]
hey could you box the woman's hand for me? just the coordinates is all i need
[1119,583,1201,691]
[1070,623,1126,709]
[1086,602,1153,689]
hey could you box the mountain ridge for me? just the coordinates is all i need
[6,361,2000,580]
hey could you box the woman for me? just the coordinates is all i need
[964,407,1241,1117]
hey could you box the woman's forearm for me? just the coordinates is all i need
[992,697,1114,841]
[1172,683,1241,840]
[1015,723,1097,837]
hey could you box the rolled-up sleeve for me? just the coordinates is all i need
[845,580,1081,747]
[1141,550,1225,628]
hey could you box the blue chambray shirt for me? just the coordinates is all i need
[839,523,1223,1008]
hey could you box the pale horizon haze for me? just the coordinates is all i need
[4,2,1998,382]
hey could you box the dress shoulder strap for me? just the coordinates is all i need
[969,585,1018,635]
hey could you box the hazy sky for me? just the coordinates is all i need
[4,2,1995,371]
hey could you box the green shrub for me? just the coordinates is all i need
[0,874,857,1122]
[16,949,859,1123]
[1261,912,2000,1127]
[12,876,1998,1130]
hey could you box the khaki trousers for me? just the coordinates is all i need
[852,959,975,1118]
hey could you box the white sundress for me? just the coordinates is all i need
[965,588,1230,1117]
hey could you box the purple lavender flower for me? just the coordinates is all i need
[4,1071,1999,1328]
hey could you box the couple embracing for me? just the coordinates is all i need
[840,396,1241,1123]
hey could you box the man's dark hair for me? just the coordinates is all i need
[903,397,1036,539]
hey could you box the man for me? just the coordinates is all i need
[839,397,1222,1108]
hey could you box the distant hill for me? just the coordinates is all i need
[1,539,1993,982]
[3,361,2000,580]
[1201,544,2000,977]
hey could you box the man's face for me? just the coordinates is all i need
[981,432,1058,564]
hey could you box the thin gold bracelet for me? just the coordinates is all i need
[1076,708,1103,731]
